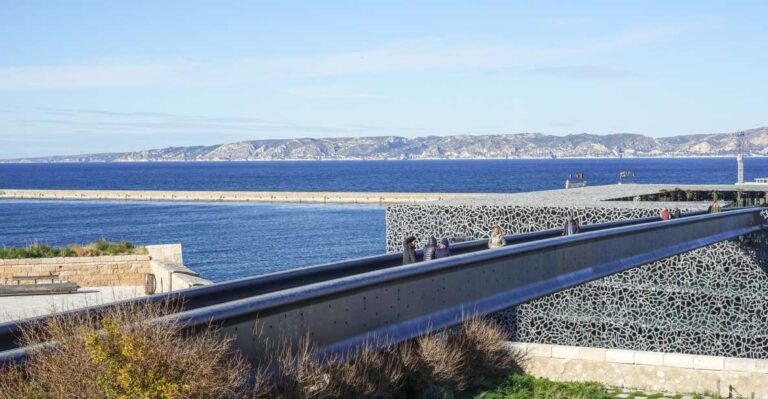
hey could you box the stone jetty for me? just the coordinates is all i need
[0,189,491,204]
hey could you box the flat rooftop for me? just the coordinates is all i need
[432,183,768,209]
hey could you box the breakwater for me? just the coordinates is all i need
[0,189,488,204]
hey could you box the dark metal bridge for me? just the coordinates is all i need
[0,207,764,364]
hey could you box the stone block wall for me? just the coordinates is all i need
[0,255,151,287]
[510,342,768,398]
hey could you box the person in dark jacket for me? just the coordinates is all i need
[434,238,451,259]
[562,216,580,236]
[403,236,417,265]
[423,237,437,261]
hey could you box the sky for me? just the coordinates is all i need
[1,1,767,158]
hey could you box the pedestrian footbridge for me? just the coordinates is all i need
[0,207,764,365]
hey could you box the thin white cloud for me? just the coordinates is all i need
[527,65,637,79]
[0,24,700,91]
[8,107,425,137]
[282,85,385,99]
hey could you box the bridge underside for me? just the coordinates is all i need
[386,184,768,359]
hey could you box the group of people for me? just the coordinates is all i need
[404,199,729,265]
[402,236,451,265]
[403,218,584,265]
[659,200,720,221]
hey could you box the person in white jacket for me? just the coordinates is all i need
[488,225,506,249]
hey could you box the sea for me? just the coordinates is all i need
[0,158,765,282]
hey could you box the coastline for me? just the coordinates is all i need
[0,155,760,164]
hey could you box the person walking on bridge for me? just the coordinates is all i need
[708,200,721,214]
[423,237,437,261]
[660,208,671,221]
[488,226,506,249]
[562,216,580,236]
[403,236,417,265]
[434,238,451,259]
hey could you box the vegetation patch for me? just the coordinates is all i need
[471,374,723,399]
[0,300,250,399]
[0,306,728,399]
[0,239,147,259]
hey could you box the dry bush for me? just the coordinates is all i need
[411,333,468,391]
[70,245,100,257]
[0,300,252,399]
[400,317,525,394]
[1,308,523,399]
[255,338,407,399]
[449,316,526,384]
[254,317,524,398]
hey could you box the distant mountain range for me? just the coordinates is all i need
[5,127,768,162]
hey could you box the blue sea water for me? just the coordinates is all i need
[0,158,764,282]
[0,158,765,192]
[0,200,384,282]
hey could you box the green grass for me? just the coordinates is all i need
[0,239,147,259]
[467,374,723,399]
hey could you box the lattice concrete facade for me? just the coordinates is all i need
[385,204,664,252]
[385,187,768,359]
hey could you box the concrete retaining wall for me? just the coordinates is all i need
[145,244,212,293]
[511,342,768,398]
[0,255,150,287]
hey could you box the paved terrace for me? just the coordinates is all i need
[431,183,768,209]
[1,184,765,208]
[0,286,146,323]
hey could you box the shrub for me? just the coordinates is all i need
[254,317,525,398]
[0,309,525,399]
[412,333,468,392]
[450,317,524,383]
[0,300,251,399]
[253,338,407,399]
[0,240,146,259]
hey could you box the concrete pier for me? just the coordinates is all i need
[0,189,491,204]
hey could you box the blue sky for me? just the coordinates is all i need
[1,1,767,158]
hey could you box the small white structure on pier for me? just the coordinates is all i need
[736,131,745,184]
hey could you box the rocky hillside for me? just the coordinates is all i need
[6,128,768,162]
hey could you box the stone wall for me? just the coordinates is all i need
[0,254,151,287]
[0,244,213,290]
[145,244,212,292]
[386,203,768,359]
[511,342,768,398]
